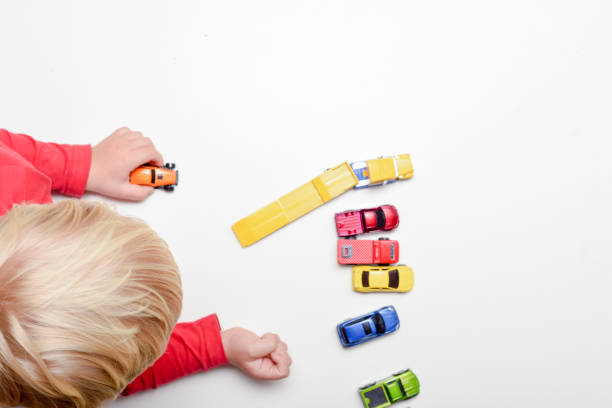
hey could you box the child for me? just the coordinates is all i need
[0,128,291,407]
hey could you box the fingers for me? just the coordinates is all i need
[251,339,291,380]
[272,341,291,368]
[278,340,290,360]
[131,146,164,168]
[270,341,292,379]
[112,128,164,167]
[247,333,279,359]
[261,332,278,343]
[117,184,155,201]
[113,126,131,136]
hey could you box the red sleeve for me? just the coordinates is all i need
[0,129,91,197]
[0,137,53,215]
[122,314,229,396]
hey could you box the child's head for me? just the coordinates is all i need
[0,200,182,408]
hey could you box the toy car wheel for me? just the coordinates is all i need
[378,237,389,241]
[392,369,411,376]
[165,163,176,169]
[359,382,376,390]
[164,185,175,191]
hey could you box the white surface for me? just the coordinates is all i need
[1,1,611,407]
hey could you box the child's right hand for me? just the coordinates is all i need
[86,127,164,201]
[221,327,292,380]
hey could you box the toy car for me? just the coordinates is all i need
[337,238,399,265]
[335,205,399,237]
[337,305,399,347]
[359,368,420,408]
[351,154,413,189]
[353,265,414,293]
[129,163,178,191]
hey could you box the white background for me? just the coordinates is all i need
[1,1,611,407]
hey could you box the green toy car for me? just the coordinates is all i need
[359,368,420,408]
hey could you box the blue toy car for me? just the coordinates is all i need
[337,305,400,347]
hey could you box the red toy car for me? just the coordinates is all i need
[337,238,399,265]
[335,205,399,237]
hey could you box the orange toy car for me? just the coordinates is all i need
[129,163,178,191]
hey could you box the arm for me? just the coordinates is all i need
[0,127,165,201]
[122,314,228,396]
[0,140,54,215]
[122,315,292,396]
[0,129,91,197]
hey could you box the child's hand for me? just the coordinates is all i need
[86,127,163,201]
[221,327,292,380]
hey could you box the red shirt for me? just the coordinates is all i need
[0,129,228,394]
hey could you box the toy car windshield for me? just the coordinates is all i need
[359,368,419,407]
[363,387,388,407]
[375,208,386,228]
[388,269,399,289]
[373,314,386,334]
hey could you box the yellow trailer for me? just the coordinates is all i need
[232,162,358,247]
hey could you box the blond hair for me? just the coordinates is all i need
[0,200,182,408]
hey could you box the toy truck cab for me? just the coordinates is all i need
[337,238,399,265]
[335,205,399,237]
[351,154,413,189]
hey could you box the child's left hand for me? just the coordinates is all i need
[86,127,164,201]
[221,327,292,380]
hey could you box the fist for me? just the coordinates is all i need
[86,127,163,201]
[221,327,292,380]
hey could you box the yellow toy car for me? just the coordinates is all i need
[353,265,414,293]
